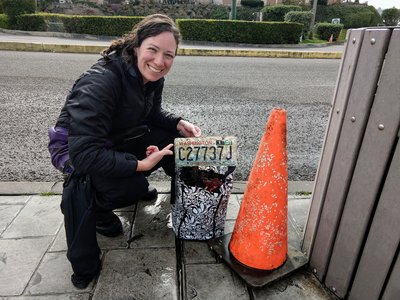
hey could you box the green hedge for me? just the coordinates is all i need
[176,19,303,44]
[16,13,69,32]
[0,13,9,28]
[314,22,343,41]
[63,16,144,36]
[15,14,144,36]
[261,5,302,21]
[41,13,68,32]
[15,13,67,31]
[16,13,47,31]
[12,13,304,44]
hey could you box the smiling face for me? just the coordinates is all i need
[135,31,177,84]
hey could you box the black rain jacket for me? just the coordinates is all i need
[55,52,181,178]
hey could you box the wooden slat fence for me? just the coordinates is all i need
[302,27,400,300]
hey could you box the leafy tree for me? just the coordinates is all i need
[261,5,302,21]
[317,4,381,28]
[0,13,8,28]
[237,6,260,21]
[282,0,306,5]
[382,8,400,26]
[209,5,229,20]
[240,0,263,8]
[285,10,313,38]
[1,0,35,28]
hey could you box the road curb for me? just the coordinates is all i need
[178,48,342,59]
[0,41,342,59]
[0,41,105,54]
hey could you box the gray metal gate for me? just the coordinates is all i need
[302,27,400,299]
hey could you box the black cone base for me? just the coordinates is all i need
[208,233,308,288]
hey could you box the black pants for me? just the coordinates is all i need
[63,126,180,279]
[92,126,179,212]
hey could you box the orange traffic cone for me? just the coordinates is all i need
[229,108,288,270]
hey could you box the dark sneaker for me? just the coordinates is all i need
[96,213,123,237]
[71,264,101,289]
[142,186,158,201]
[71,273,92,289]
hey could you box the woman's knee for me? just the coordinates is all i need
[92,174,149,210]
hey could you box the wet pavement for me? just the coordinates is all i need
[0,181,338,299]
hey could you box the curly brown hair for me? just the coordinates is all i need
[101,14,181,64]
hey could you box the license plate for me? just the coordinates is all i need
[174,136,237,167]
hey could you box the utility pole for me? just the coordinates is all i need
[231,0,237,20]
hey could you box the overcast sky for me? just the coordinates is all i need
[363,0,398,9]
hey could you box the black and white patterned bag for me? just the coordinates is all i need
[172,166,235,240]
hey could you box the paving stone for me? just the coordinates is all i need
[0,195,31,205]
[231,181,247,194]
[224,220,236,234]
[185,263,249,300]
[226,194,241,220]
[130,194,175,248]
[114,204,136,212]
[182,240,216,264]
[2,195,63,238]
[250,269,338,300]
[96,211,135,250]
[48,224,67,252]
[149,182,172,194]
[288,197,311,236]
[25,252,95,295]
[0,237,53,296]
[93,248,177,300]
[50,211,135,252]
[288,218,302,251]
[0,205,23,236]
[236,194,243,204]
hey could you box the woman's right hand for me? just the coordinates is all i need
[136,144,173,172]
[177,120,201,137]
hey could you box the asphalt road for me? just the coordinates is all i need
[0,51,340,182]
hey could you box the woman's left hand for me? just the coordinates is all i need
[177,120,202,137]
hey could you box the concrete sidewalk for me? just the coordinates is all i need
[0,29,344,59]
[0,180,338,299]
